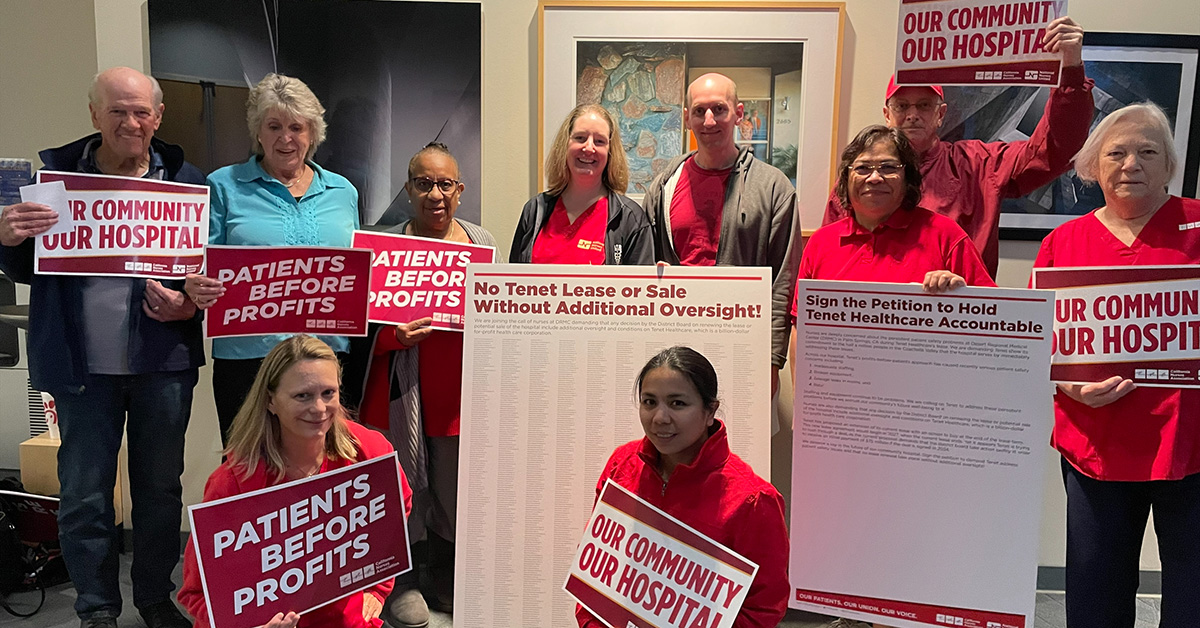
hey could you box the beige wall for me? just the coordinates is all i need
[3,0,1198,571]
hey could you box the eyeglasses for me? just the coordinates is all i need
[887,101,939,115]
[409,177,459,194]
[849,162,904,177]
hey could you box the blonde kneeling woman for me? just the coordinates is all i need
[178,335,413,628]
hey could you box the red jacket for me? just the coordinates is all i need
[577,421,789,628]
[824,65,1095,277]
[179,421,413,628]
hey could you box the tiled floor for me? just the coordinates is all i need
[0,556,1163,628]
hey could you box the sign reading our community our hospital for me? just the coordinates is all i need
[895,0,1067,86]
[187,454,410,628]
[202,245,372,338]
[1034,265,1200,388]
[34,171,209,279]
[352,230,495,331]
[565,480,758,628]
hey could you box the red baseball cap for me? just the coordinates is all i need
[885,75,944,101]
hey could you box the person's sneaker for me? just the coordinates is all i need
[138,601,191,628]
[384,587,430,628]
[828,619,872,628]
[80,618,118,628]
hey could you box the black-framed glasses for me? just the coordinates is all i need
[849,162,904,177]
[409,177,459,194]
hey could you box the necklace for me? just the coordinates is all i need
[281,165,308,189]
[285,455,323,479]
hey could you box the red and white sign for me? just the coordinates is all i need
[187,454,410,628]
[1033,265,1200,388]
[564,480,758,628]
[34,171,209,278]
[352,230,494,331]
[0,490,60,545]
[203,245,372,338]
[895,0,1066,87]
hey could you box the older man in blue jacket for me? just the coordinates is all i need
[0,67,203,628]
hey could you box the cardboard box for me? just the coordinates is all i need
[19,432,123,525]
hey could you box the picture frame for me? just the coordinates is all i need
[539,1,846,231]
[940,32,1200,240]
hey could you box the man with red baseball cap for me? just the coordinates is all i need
[823,16,1093,278]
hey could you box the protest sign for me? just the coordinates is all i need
[791,281,1055,628]
[0,490,59,546]
[1034,265,1200,388]
[895,0,1066,86]
[187,454,410,628]
[33,171,208,278]
[352,230,494,330]
[456,264,772,628]
[565,480,757,628]
[203,245,371,338]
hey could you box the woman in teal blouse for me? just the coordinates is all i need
[185,73,360,444]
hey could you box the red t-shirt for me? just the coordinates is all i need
[417,331,463,437]
[1033,196,1200,481]
[531,197,607,265]
[670,157,732,266]
[791,207,995,321]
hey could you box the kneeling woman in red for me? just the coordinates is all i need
[179,335,412,628]
[577,346,789,628]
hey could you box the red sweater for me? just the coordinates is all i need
[1033,197,1200,481]
[823,65,1095,277]
[179,421,413,628]
[576,421,789,628]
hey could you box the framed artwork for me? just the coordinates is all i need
[540,1,846,231]
[941,32,1200,239]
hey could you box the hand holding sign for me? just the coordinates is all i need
[1043,16,1083,66]
[395,317,435,347]
[0,200,59,246]
[1057,375,1137,408]
[263,612,300,628]
[185,272,226,309]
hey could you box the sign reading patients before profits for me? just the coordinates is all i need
[202,245,372,338]
[187,454,410,628]
[895,0,1066,86]
[33,171,209,278]
[565,480,757,628]
[352,230,495,331]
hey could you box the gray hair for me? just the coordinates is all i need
[88,69,163,107]
[246,74,327,160]
[1074,102,1178,184]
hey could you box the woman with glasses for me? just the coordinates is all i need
[793,125,993,628]
[350,143,497,628]
[511,104,653,265]
[794,125,993,295]
[183,74,360,444]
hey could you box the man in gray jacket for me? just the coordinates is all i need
[643,73,800,395]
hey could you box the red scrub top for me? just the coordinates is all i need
[1033,196,1200,481]
[670,157,732,266]
[791,206,995,320]
[531,197,607,265]
[417,331,463,437]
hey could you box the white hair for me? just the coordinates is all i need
[88,69,163,107]
[1074,102,1178,183]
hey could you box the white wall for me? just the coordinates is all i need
[3,0,1198,573]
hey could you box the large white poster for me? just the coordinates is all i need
[457,264,773,628]
[790,280,1054,628]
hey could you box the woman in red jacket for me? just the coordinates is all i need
[179,335,413,628]
[578,346,789,628]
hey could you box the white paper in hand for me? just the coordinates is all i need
[19,180,72,236]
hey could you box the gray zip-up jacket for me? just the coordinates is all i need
[643,146,801,368]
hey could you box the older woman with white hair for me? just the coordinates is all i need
[185,74,360,444]
[1032,102,1200,628]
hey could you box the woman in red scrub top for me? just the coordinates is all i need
[511,104,654,265]
[794,125,993,628]
[1032,102,1200,628]
[351,143,497,628]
